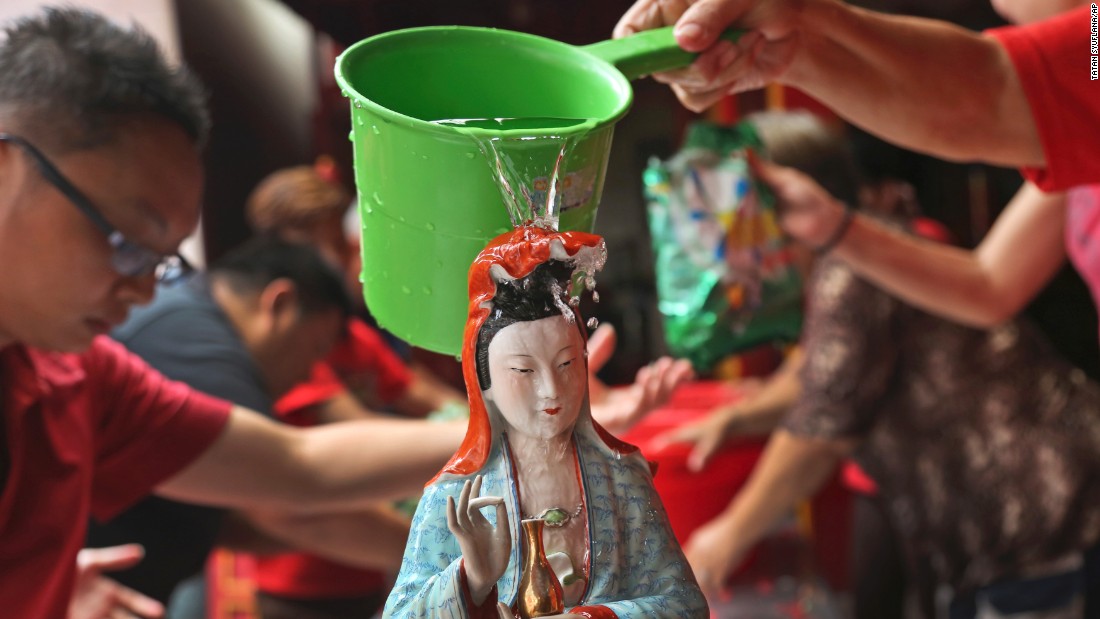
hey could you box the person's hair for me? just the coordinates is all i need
[475,260,578,391]
[210,237,353,317]
[246,166,351,235]
[746,111,861,207]
[0,7,209,152]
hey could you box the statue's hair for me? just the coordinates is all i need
[475,259,577,391]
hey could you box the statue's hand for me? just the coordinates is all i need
[447,475,511,605]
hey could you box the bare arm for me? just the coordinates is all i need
[655,349,804,471]
[615,0,1042,167]
[157,406,464,512]
[226,505,410,571]
[767,159,1068,326]
[683,430,851,596]
[390,366,466,418]
[785,1,1039,166]
[837,184,1067,325]
[718,347,803,433]
[316,389,389,423]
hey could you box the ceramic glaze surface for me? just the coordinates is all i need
[382,227,706,618]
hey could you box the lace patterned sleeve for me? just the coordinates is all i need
[781,258,900,440]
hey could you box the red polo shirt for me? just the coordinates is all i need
[255,317,412,599]
[274,317,413,423]
[988,6,1099,191]
[0,336,231,619]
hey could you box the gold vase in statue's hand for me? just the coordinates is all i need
[516,518,565,618]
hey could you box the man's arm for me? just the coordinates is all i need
[220,505,409,571]
[615,0,1042,167]
[157,407,464,512]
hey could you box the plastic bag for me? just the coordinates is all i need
[645,121,803,372]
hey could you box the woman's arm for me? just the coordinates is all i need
[615,0,1041,167]
[769,162,1068,326]
[683,430,852,596]
[656,349,804,471]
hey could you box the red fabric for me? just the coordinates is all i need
[570,606,619,618]
[841,461,878,495]
[275,317,413,422]
[459,560,501,619]
[911,217,954,245]
[0,337,231,619]
[621,380,853,591]
[988,6,1099,192]
[260,318,409,597]
[253,553,386,598]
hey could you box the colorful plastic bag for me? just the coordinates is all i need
[645,121,803,372]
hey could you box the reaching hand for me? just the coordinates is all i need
[653,412,734,472]
[68,544,164,619]
[447,476,511,605]
[752,158,851,249]
[587,324,694,434]
[683,516,746,599]
[614,0,803,111]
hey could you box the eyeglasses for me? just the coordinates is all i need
[0,132,193,282]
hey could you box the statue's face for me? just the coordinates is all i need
[484,314,586,442]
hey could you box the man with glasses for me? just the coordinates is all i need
[0,9,462,619]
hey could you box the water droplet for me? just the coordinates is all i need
[426,222,436,231]
[586,317,598,329]
[421,286,432,295]
[363,203,373,214]
[372,192,383,206]
[356,116,365,126]
[592,291,600,303]
[401,285,412,295]
[347,130,354,142]
[465,152,476,159]
[421,155,429,160]
[372,125,380,135]
[474,228,484,235]
[454,354,463,363]
[398,215,406,223]
[353,100,363,109]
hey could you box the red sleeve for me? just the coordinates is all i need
[330,318,413,403]
[87,338,231,521]
[458,560,501,619]
[273,361,345,421]
[569,606,619,619]
[987,6,1099,191]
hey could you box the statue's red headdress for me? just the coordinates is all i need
[430,226,638,483]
